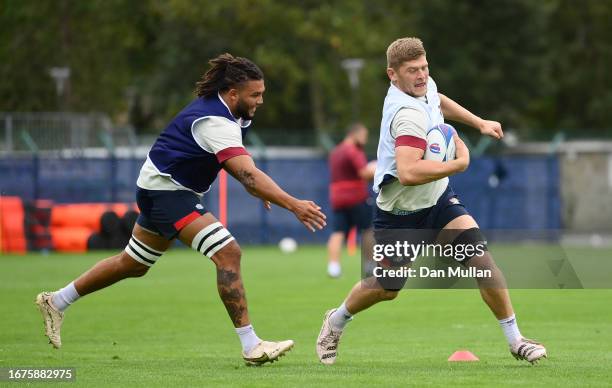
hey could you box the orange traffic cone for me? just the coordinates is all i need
[448,350,479,362]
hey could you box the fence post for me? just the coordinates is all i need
[127,127,140,186]
[548,132,564,236]
[258,157,269,244]
[5,115,13,153]
[248,131,269,244]
[20,130,40,200]
[99,131,117,202]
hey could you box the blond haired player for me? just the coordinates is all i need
[317,38,546,365]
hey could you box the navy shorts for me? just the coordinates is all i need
[372,185,470,290]
[136,188,208,240]
[373,184,468,230]
[333,201,373,234]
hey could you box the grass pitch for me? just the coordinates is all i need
[2,245,612,387]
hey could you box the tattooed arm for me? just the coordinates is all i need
[223,155,293,207]
[223,155,326,231]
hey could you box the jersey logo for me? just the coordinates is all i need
[429,143,441,154]
[195,204,204,210]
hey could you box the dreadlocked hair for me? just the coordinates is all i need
[195,53,263,98]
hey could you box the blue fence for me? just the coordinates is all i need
[0,155,560,244]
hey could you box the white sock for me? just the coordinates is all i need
[51,282,81,312]
[498,314,522,344]
[329,302,353,331]
[236,324,261,353]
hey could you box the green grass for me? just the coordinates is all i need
[1,245,612,387]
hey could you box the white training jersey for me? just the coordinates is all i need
[373,78,448,212]
[137,116,247,195]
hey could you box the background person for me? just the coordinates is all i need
[327,123,376,278]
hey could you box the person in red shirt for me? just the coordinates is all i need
[327,123,376,277]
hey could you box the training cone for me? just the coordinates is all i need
[448,350,479,362]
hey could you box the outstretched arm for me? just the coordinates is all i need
[439,93,503,139]
[223,155,326,231]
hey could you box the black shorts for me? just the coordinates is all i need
[332,201,373,234]
[371,184,470,290]
[373,184,468,230]
[135,188,208,240]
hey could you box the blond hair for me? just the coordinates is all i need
[386,37,426,69]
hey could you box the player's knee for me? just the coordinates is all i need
[453,227,488,264]
[118,251,150,277]
[468,251,507,287]
[374,267,409,293]
[129,263,150,278]
[378,289,399,301]
[467,251,495,270]
[122,235,163,276]
[213,241,242,268]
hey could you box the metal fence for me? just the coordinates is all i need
[0,112,136,153]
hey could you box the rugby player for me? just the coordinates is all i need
[36,53,326,366]
[316,38,546,365]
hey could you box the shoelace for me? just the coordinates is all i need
[320,330,341,348]
[524,339,542,345]
[515,339,543,358]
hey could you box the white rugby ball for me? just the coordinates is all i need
[278,237,298,253]
[424,123,457,162]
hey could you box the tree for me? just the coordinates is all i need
[2,0,611,141]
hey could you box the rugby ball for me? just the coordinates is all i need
[278,237,297,253]
[424,123,457,162]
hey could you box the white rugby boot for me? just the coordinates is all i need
[510,337,547,364]
[316,309,348,364]
[242,339,294,366]
[35,292,64,349]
